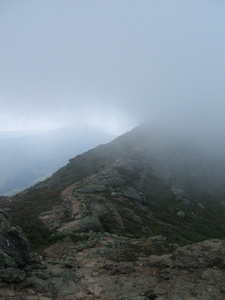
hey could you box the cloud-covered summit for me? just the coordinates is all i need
[0,0,224,135]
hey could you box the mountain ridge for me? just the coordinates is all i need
[3,122,225,244]
[1,123,225,299]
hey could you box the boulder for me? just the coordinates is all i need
[120,187,142,201]
[73,216,102,232]
[177,210,185,219]
[0,209,30,269]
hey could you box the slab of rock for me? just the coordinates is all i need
[0,209,30,269]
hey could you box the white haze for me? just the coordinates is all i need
[0,0,225,138]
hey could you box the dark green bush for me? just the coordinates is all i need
[12,215,54,252]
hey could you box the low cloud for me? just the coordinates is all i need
[0,0,224,137]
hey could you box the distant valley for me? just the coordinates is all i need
[0,126,114,195]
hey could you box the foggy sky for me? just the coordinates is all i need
[0,0,225,135]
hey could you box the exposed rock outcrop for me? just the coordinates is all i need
[0,209,30,270]
[2,123,225,299]
[1,234,225,299]
[2,202,225,300]
[0,209,35,289]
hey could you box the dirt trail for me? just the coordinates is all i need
[39,182,83,231]
[61,183,83,218]
[57,183,83,232]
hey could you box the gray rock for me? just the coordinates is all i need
[121,187,142,201]
[179,198,191,206]
[27,276,49,292]
[39,211,53,216]
[123,207,135,216]
[52,221,61,230]
[197,202,205,209]
[148,235,167,242]
[90,202,109,220]
[0,209,30,269]
[132,215,143,224]
[177,210,185,219]
[0,268,26,283]
[111,191,118,197]
[74,216,102,232]
[171,186,185,197]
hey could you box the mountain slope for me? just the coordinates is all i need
[2,122,225,299]
[3,123,225,246]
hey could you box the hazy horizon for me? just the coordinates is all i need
[1,1,225,137]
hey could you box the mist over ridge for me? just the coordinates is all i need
[0,1,224,136]
[1,2,225,298]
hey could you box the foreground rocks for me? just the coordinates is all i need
[0,209,31,269]
[0,208,32,287]
[1,230,225,299]
[2,177,225,299]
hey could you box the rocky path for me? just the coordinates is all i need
[2,233,225,299]
[39,182,84,232]
[58,183,83,232]
[39,237,225,299]
[61,183,83,219]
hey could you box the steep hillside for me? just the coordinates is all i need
[3,123,225,246]
[2,123,225,299]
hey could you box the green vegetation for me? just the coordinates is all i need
[145,192,225,245]
[12,215,88,253]
[3,186,61,220]
[12,215,54,252]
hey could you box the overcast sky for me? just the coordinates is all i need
[0,0,225,135]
